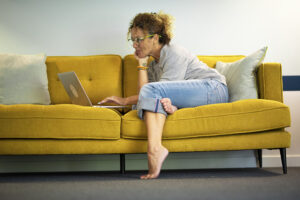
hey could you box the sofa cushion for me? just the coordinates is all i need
[0,104,121,139]
[0,53,51,105]
[46,55,122,105]
[121,99,290,139]
[197,55,245,68]
[216,47,268,102]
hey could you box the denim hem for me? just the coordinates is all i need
[137,97,167,119]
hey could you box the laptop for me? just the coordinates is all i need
[57,71,127,108]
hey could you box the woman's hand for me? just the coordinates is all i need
[98,96,127,106]
[134,51,149,67]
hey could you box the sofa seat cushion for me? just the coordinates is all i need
[0,104,121,139]
[121,99,290,139]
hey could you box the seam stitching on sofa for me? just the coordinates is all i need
[122,125,290,140]
[122,107,288,121]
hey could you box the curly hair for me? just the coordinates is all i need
[128,11,174,45]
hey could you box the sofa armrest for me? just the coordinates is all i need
[257,63,283,102]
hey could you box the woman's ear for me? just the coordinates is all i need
[154,34,160,44]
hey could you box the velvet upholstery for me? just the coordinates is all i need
[0,54,291,157]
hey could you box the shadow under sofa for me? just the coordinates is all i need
[0,54,291,174]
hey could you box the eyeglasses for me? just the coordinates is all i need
[128,34,155,46]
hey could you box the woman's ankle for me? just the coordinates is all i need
[148,144,164,153]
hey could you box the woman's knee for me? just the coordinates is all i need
[139,83,160,99]
[139,84,151,98]
[209,82,229,104]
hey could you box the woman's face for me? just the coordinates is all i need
[130,27,156,58]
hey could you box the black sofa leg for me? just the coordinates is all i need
[279,148,287,174]
[257,149,262,168]
[120,154,125,174]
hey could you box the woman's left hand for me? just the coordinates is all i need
[98,96,127,106]
[134,51,149,66]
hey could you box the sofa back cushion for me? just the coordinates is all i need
[123,55,244,98]
[46,55,122,104]
[197,55,245,68]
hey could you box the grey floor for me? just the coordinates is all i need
[0,167,299,200]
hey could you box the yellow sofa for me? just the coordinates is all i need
[0,55,291,174]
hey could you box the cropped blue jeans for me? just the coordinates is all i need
[136,79,229,119]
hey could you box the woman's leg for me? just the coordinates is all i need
[140,111,169,179]
[137,79,228,179]
[138,79,228,118]
[155,79,229,114]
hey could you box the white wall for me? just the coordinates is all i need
[1,0,300,75]
[1,0,300,167]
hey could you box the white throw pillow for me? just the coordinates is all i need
[0,53,51,105]
[216,47,268,102]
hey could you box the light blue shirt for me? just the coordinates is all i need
[148,44,226,85]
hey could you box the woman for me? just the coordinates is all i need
[99,12,228,179]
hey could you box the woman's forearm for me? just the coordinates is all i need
[137,56,149,93]
[138,70,148,93]
[125,95,139,105]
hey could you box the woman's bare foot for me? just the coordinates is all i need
[140,146,169,179]
[160,98,178,114]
